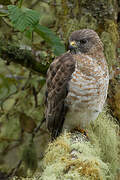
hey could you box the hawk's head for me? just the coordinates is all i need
[68,29,103,55]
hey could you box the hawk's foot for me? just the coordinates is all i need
[72,127,89,139]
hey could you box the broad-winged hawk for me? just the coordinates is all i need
[45,29,109,138]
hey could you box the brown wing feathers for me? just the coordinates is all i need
[45,52,75,138]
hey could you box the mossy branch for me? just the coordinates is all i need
[37,111,119,180]
[0,40,49,75]
[38,131,111,180]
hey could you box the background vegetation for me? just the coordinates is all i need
[0,0,120,179]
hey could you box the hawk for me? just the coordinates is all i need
[45,29,109,139]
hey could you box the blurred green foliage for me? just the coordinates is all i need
[8,5,40,32]
[0,0,11,5]
[7,4,65,56]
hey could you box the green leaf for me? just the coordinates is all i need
[8,5,40,32]
[7,5,65,56]
[34,24,65,56]
[24,28,33,39]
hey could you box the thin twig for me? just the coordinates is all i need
[21,71,32,90]
[0,90,18,111]
[32,117,46,140]
[8,160,22,179]
[32,87,38,107]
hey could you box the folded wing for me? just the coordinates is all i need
[45,52,75,138]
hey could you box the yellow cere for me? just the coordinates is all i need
[70,41,77,46]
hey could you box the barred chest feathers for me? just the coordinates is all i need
[63,54,109,130]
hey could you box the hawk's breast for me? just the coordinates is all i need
[63,54,109,130]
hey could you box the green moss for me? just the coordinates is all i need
[0,41,49,75]
[40,135,106,179]
[39,133,109,180]
[101,31,116,67]
[63,18,80,42]
[100,20,119,67]
[104,20,119,44]
[79,0,116,20]
[79,13,97,30]
[62,13,97,44]
[88,110,119,178]
[40,110,119,180]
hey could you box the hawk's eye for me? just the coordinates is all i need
[79,39,87,44]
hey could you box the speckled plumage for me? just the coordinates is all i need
[45,29,109,138]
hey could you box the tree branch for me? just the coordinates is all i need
[39,132,110,180]
[0,40,49,75]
